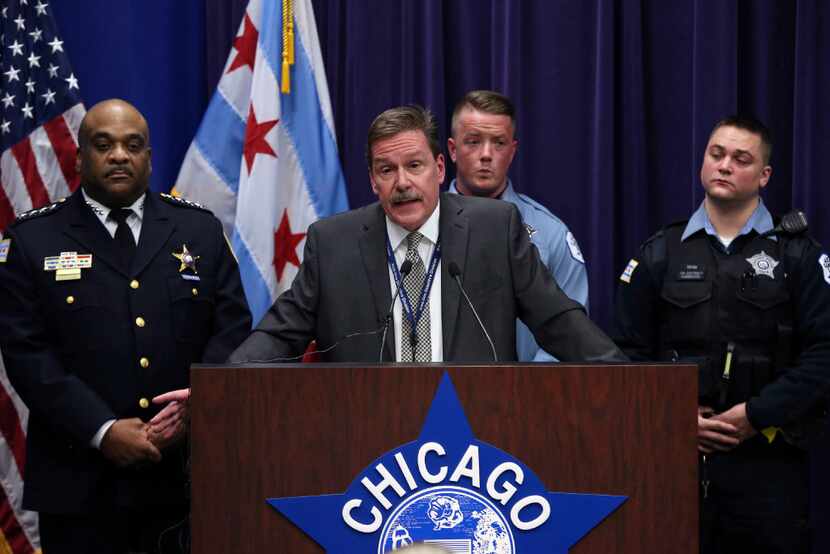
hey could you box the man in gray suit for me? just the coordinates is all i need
[229,105,624,364]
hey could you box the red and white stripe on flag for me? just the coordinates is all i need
[1,105,85,231]
[1,0,87,551]
[0,355,39,554]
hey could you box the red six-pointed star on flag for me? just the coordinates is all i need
[227,13,258,73]
[243,105,279,174]
[273,210,306,282]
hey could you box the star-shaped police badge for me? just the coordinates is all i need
[746,251,779,279]
[268,373,626,553]
[172,244,200,273]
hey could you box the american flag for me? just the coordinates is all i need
[1,1,85,552]
[1,0,84,231]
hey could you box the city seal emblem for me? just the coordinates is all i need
[268,373,627,553]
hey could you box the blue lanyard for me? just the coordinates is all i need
[386,235,441,332]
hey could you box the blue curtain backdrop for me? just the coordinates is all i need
[52,1,829,547]
[51,0,207,193]
[53,0,830,332]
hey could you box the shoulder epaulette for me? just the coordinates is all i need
[13,197,67,224]
[159,192,211,213]
[642,227,666,248]
[663,219,688,231]
[779,231,821,253]
[641,219,687,246]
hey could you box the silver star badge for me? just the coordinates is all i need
[746,251,779,279]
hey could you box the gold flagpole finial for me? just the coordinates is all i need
[287,0,295,65]
[281,0,295,94]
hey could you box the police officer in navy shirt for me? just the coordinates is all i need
[614,115,830,554]
[0,99,251,553]
[447,90,589,362]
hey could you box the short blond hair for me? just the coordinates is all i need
[451,89,516,137]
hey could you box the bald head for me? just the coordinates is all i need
[77,99,152,208]
[79,99,150,149]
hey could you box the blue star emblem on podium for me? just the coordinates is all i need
[269,373,627,553]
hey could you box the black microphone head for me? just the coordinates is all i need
[448,262,462,278]
[400,259,413,276]
[780,210,808,235]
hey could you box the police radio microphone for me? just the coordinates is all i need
[760,210,808,238]
[378,259,413,362]
[448,262,498,362]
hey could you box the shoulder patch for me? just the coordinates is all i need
[819,253,830,285]
[14,198,67,224]
[620,258,639,283]
[0,238,10,263]
[159,192,211,213]
[565,231,585,264]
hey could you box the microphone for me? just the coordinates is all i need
[759,210,808,238]
[448,262,498,362]
[378,259,413,362]
[235,259,414,365]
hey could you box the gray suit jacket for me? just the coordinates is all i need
[229,193,624,363]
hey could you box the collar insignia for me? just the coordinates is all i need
[746,251,779,279]
[265,373,626,552]
[172,244,200,273]
[84,200,105,217]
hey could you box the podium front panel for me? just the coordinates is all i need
[190,363,697,553]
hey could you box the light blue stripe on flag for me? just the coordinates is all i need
[232,230,273,325]
[259,0,348,218]
[193,91,246,194]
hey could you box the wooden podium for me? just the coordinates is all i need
[190,363,698,553]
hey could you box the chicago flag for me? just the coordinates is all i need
[174,0,349,324]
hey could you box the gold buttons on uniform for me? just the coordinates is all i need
[139,398,150,409]
[65,296,75,304]
[191,288,198,296]
[130,280,140,289]
[139,357,150,368]
[135,317,146,328]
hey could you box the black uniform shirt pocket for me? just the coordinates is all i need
[660,279,712,309]
[49,281,109,351]
[735,277,790,310]
[732,276,791,341]
[167,275,215,342]
[659,279,713,345]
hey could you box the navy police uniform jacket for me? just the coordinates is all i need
[0,189,252,514]
[614,201,830,550]
[614,204,830,433]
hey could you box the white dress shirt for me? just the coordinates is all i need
[385,202,443,362]
[82,189,145,243]
[81,189,146,448]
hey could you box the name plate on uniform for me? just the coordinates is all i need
[677,264,706,281]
